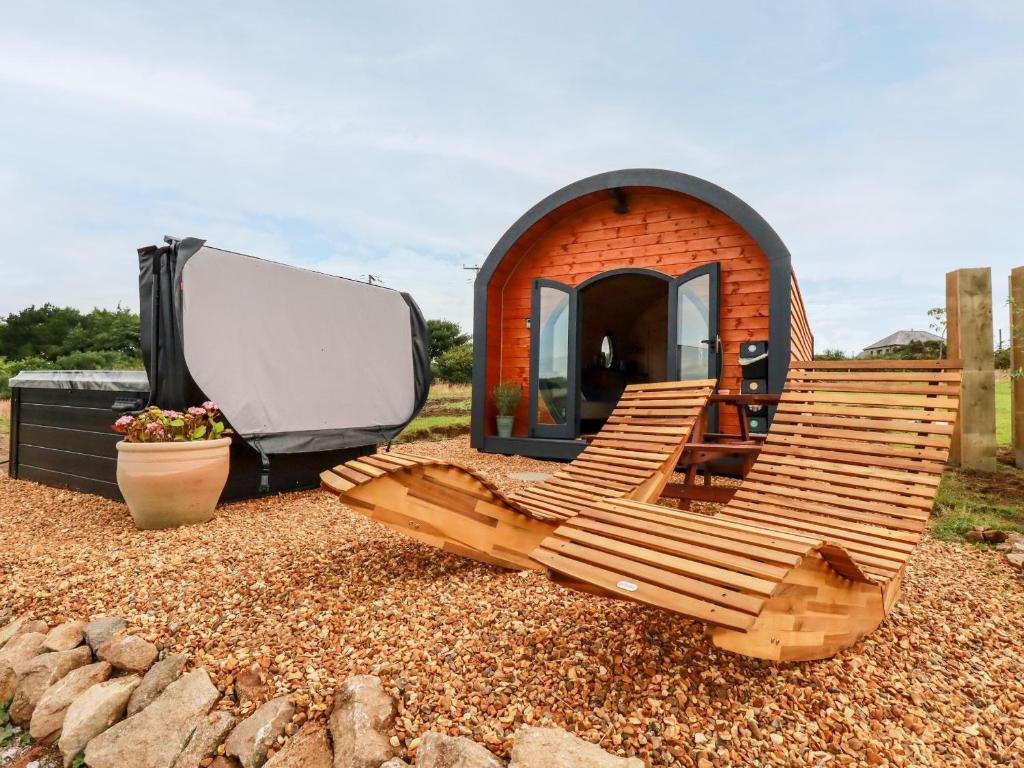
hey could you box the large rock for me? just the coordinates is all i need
[380,761,412,768]
[0,615,48,648]
[83,669,219,768]
[171,710,238,768]
[330,675,396,768]
[41,621,86,653]
[29,661,113,743]
[127,654,186,716]
[224,696,295,768]
[509,727,645,768]
[58,675,141,765]
[417,732,506,767]
[263,723,332,768]
[0,631,46,700]
[82,617,127,653]
[96,633,158,674]
[9,645,93,725]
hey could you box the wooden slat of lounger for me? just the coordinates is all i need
[789,359,962,369]
[717,508,911,571]
[783,382,961,396]
[758,442,947,475]
[749,463,937,503]
[732,489,927,535]
[543,524,780,595]
[541,538,765,615]
[320,470,355,493]
[770,413,955,436]
[779,391,959,409]
[722,498,920,549]
[774,401,958,423]
[333,464,374,485]
[761,434,950,465]
[756,453,941,490]
[532,547,756,631]
[787,370,963,383]
[578,505,805,568]
[743,470,934,511]
[585,445,670,462]
[769,422,952,449]
[569,458,652,478]
[558,518,789,585]
[556,466,635,491]
[595,499,819,555]
[737,480,930,522]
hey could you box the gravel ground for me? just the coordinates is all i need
[1,436,1023,767]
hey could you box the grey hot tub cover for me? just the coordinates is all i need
[138,236,430,459]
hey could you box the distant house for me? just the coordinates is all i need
[861,330,944,358]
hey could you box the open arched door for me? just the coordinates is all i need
[528,279,578,438]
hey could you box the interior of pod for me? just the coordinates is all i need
[470,169,813,460]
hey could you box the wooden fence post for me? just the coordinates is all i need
[946,268,996,471]
[1011,267,1024,468]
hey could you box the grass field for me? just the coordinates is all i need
[398,383,471,442]
[997,378,1010,445]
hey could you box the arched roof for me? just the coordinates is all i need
[475,168,792,288]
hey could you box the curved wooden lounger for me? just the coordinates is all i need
[321,380,717,570]
[534,360,962,661]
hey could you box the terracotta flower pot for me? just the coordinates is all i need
[116,438,231,530]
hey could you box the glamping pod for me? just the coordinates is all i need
[7,238,430,500]
[470,169,813,460]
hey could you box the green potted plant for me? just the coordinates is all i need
[492,381,522,438]
[112,402,232,530]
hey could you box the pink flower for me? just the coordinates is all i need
[201,400,219,412]
[162,409,180,418]
[187,406,206,416]
[113,415,134,433]
[144,423,165,438]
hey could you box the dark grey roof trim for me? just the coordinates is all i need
[471,168,794,451]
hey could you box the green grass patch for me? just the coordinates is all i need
[397,414,471,443]
[427,383,471,401]
[996,378,1010,446]
[931,464,1024,542]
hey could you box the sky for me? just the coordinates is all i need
[0,1,1021,354]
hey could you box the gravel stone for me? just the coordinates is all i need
[3,436,1024,766]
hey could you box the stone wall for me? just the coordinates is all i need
[0,613,644,768]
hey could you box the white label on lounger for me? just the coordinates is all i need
[616,580,639,592]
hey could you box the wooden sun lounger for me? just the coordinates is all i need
[320,380,717,570]
[533,360,963,661]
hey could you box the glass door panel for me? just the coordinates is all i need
[529,280,577,438]
[669,264,720,381]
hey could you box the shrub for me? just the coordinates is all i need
[492,381,522,416]
[434,343,473,384]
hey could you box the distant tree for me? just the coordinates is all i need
[813,348,848,361]
[0,304,141,361]
[0,304,83,360]
[63,306,141,357]
[995,347,1010,369]
[426,320,470,362]
[434,343,473,384]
